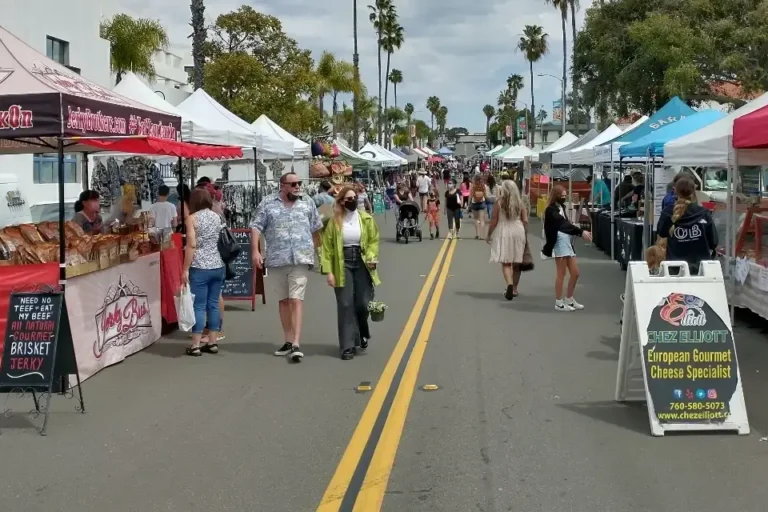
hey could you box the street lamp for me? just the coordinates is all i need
[538,73,566,137]
[352,0,360,151]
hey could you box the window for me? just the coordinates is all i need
[46,36,69,66]
[33,154,78,184]
[543,130,549,143]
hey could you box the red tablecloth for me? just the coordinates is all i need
[160,243,183,325]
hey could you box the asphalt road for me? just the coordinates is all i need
[2,208,768,512]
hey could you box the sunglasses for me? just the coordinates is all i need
[284,181,302,188]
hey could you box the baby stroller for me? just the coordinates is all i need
[396,201,422,243]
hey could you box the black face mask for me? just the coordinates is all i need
[557,197,566,205]
[344,200,357,211]
[287,192,299,201]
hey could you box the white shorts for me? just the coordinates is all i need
[268,265,309,301]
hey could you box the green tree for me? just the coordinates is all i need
[203,6,320,135]
[426,96,441,132]
[518,25,549,145]
[413,119,431,145]
[386,106,406,145]
[389,69,403,108]
[482,104,495,147]
[404,102,414,146]
[315,52,360,137]
[99,14,169,85]
[436,105,448,134]
[545,0,570,132]
[369,0,393,144]
[190,0,206,89]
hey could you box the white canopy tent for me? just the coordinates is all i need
[485,144,503,156]
[566,124,624,165]
[175,89,292,155]
[421,147,437,156]
[251,114,311,160]
[553,125,621,165]
[540,132,578,154]
[664,92,768,167]
[333,139,380,169]
[359,143,401,167]
[412,147,428,158]
[499,145,537,163]
[373,144,407,165]
[593,115,649,163]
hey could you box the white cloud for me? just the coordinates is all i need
[117,0,593,132]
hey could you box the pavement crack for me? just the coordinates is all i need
[501,405,515,419]
[480,446,491,464]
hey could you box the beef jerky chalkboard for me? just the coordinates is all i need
[0,291,85,435]
[222,229,265,310]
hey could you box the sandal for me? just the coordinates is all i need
[201,343,219,354]
[186,346,202,357]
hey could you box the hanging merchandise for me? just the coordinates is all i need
[330,143,340,158]
[221,161,231,182]
[311,160,331,178]
[311,140,325,157]
[269,159,285,181]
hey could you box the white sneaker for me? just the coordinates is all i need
[555,302,575,312]
[566,298,585,310]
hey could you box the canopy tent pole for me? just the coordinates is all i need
[610,152,616,261]
[642,152,653,253]
[57,138,66,287]
[727,138,737,323]
[568,163,573,221]
[81,152,90,191]
[178,157,185,248]
[252,147,259,206]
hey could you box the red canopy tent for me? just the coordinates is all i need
[733,105,768,149]
[76,136,243,159]
[427,155,444,163]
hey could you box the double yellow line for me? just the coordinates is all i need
[317,237,458,512]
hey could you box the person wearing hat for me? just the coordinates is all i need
[416,169,431,212]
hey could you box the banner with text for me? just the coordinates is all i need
[553,99,563,122]
[65,253,161,381]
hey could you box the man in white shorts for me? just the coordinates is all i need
[251,172,322,362]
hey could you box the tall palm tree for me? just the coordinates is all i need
[483,105,495,147]
[382,16,404,147]
[569,0,580,134]
[426,96,441,132]
[545,0,569,132]
[314,51,336,118]
[404,102,414,146]
[329,60,359,138]
[518,25,549,146]
[507,74,525,105]
[437,105,448,135]
[369,0,393,144]
[190,1,206,89]
[100,14,169,85]
[389,69,403,108]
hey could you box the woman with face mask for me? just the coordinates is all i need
[444,179,463,239]
[542,185,592,312]
[320,186,381,360]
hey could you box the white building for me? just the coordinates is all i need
[117,48,193,108]
[0,0,118,213]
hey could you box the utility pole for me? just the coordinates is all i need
[352,0,360,151]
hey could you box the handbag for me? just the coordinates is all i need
[218,223,241,264]
[520,225,535,272]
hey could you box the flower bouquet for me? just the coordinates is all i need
[368,300,388,322]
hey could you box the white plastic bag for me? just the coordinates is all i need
[175,284,196,332]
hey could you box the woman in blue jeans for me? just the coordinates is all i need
[182,187,225,356]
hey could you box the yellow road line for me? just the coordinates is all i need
[352,239,458,511]
[316,237,452,511]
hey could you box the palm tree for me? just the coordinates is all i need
[518,25,549,146]
[545,0,569,133]
[369,0,393,144]
[437,105,448,135]
[569,0,580,135]
[507,74,525,105]
[99,14,169,85]
[315,51,336,117]
[537,108,548,145]
[404,102,414,146]
[382,16,404,147]
[426,96,441,132]
[483,104,495,147]
[190,0,206,90]
[389,69,403,109]
[329,60,359,138]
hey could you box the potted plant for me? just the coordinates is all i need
[368,301,388,322]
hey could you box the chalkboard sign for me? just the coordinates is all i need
[221,229,265,310]
[0,291,85,435]
[644,293,738,424]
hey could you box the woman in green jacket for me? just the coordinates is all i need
[321,186,381,360]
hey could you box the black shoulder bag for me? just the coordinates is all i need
[218,222,241,264]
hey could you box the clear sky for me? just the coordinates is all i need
[119,0,593,132]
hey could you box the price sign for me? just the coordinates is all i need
[221,229,266,310]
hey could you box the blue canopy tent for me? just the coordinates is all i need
[437,146,453,155]
[594,97,697,163]
[593,96,698,261]
[619,109,726,158]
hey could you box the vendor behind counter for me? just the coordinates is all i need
[72,190,104,235]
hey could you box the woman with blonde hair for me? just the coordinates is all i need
[487,180,528,300]
[321,186,381,360]
[542,185,592,312]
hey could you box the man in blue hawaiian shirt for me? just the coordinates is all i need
[251,172,323,362]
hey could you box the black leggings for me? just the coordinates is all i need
[447,209,461,231]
